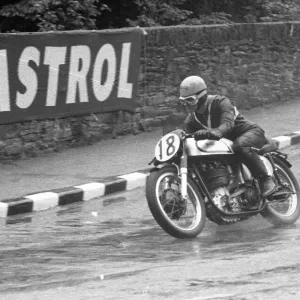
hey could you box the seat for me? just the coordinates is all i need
[257,137,278,155]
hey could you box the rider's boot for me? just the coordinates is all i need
[259,175,276,198]
[238,149,276,198]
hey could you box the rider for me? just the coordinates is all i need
[179,75,276,198]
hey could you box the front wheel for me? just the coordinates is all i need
[146,166,206,238]
[261,156,300,225]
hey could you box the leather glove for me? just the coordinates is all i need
[194,129,222,140]
[194,129,210,140]
[209,129,222,140]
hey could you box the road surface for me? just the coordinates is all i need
[1,144,300,300]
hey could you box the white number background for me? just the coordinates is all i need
[155,133,180,162]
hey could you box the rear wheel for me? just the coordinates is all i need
[261,156,300,225]
[146,166,206,238]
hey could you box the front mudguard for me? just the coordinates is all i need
[150,162,180,175]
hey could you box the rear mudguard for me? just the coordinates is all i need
[272,152,292,168]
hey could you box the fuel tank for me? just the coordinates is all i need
[185,137,234,156]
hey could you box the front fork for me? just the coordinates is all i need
[180,143,188,200]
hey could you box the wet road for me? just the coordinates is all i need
[1,145,300,300]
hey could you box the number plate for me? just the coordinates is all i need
[155,133,181,162]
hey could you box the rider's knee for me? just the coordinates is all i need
[232,141,251,156]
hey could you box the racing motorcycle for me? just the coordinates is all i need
[146,127,300,239]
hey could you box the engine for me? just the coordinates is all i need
[196,160,241,213]
[197,160,230,191]
[196,160,259,214]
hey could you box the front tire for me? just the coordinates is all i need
[146,166,206,238]
[261,156,300,225]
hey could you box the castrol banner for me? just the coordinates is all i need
[0,28,143,125]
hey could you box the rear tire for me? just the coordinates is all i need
[146,166,206,238]
[261,156,300,225]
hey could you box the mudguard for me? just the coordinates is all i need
[150,162,180,175]
[272,152,292,168]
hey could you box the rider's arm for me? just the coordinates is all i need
[183,113,202,133]
[214,97,235,136]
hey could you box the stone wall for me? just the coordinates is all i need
[1,22,300,160]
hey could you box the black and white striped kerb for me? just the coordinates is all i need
[0,170,150,218]
[272,131,300,148]
[1,131,300,218]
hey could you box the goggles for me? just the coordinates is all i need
[179,95,199,106]
[179,89,207,106]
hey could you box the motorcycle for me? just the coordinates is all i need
[146,128,300,239]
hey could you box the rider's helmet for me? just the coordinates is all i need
[179,76,207,103]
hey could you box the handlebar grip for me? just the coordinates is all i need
[184,133,194,139]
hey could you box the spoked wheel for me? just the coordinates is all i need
[261,157,300,225]
[146,166,206,238]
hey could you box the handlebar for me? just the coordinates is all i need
[182,132,194,139]
[181,131,221,141]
